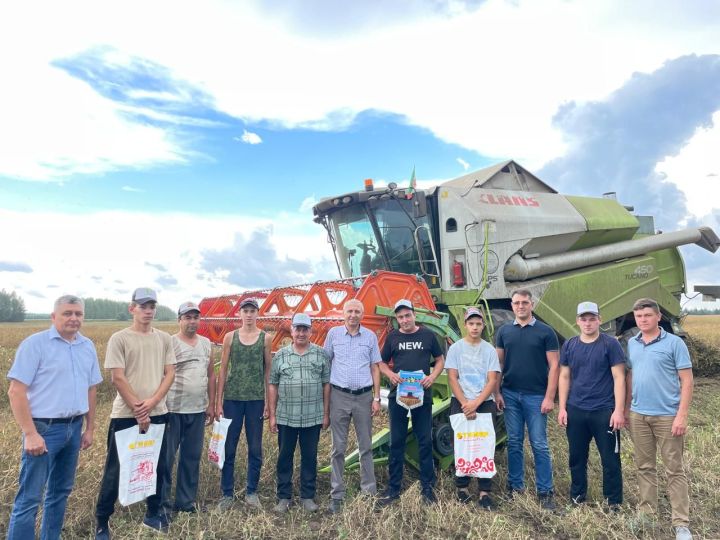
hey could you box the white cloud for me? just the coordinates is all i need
[121,185,145,192]
[1,0,718,180]
[299,195,316,212]
[456,158,469,171]
[235,129,263,145]
[655,111,720,219]
[0,208,334,312]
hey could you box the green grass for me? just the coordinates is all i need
[0,320,718,539]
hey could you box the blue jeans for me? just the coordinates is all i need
[222,400,264,496]
[7,418,82,540]
[503,388,553,494]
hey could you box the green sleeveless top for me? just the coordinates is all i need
[224,330,266,401]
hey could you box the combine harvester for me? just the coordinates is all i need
[198,160,719,472]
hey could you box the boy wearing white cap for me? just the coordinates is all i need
[557,301,626,508]
[445,307,501,509]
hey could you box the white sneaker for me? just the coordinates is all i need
[675,526,693,540]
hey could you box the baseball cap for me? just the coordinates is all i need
[464,307,484,321]
[132,287,157,304]
[292,313,312,327]
[178,301,200,316]
[239,298,260,309]
[577,301,599,316]
[393,299,414,313]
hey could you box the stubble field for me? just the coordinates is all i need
[0,317,719,539]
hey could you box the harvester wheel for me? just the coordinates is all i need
[432,422,454,457]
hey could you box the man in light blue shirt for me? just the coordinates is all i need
[626,298,694,540]
[323,299,382,513]
[7,295,102,540]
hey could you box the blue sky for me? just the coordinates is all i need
[0,0,718,311]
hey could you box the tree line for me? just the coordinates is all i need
[3,292,177,322]
[0,290,26,322]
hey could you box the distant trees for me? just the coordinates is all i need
[0,290,26,322]
[684,307,720,315]
[83,298,177,321]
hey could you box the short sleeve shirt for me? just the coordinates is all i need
[7,326,102,418]
[105,327,176,418]
[269,343,330,428]
[560,334,625,411]
[627,329,692,416]
[444,339,501,401]
[381,326,443,398]
[324,325,381,390]
[495,318,559,395]
[166,334,212,414]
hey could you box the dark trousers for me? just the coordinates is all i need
[276,424,321,500]
[387,397,435,496]
[222,400,264,496]
[450,397,497,492]
[566,405,623,505]
[95,415,170,524]
[162,412,205,511]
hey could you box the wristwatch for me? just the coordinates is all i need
[373,396,381,402]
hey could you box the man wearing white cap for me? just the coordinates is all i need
[378,299,444,506]
[268,313,330,513]
[95,288,176,538]
[557,301,626,509]
[161,302,215,514]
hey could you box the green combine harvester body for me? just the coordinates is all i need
[311,160,719,472]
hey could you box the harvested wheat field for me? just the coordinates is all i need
[1,319,719,539]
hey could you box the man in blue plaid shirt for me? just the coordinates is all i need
[268,313,330,513]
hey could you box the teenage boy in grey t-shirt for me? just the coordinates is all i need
[445,307,501,509]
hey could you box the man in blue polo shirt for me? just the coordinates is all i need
[557,301,626,508]
[626,298,694,540]
[495,289,559,509]
[7,295,102,540]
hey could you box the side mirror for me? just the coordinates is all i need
[413,191,427,218]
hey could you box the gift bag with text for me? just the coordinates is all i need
[115,423,166,506]
[208,417,232,470]
[450,412,496,478]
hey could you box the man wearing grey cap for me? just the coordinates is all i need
[557,301,625,509]
[161,302,215,514]
[268,313,330,513]
[95,288,176,538]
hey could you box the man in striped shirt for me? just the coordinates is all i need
[324,299,382,513]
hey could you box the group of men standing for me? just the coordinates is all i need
[6,288,695,540]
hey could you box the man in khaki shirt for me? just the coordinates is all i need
[94,288,176,539]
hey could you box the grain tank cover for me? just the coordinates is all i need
[442,160,557,193]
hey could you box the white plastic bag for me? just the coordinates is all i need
[450,412,496,478]
[115,423,166,506]
[208,417,232,470]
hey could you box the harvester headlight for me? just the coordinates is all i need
[342,196,352,204]
[333,198,341,206]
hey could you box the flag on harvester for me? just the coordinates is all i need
[406,166,416,200]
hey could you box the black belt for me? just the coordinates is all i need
[32,415,83,425]
[331,384,373,396]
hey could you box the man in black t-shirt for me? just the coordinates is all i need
[378,299,444,506]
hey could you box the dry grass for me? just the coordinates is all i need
[1,320,719,539]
